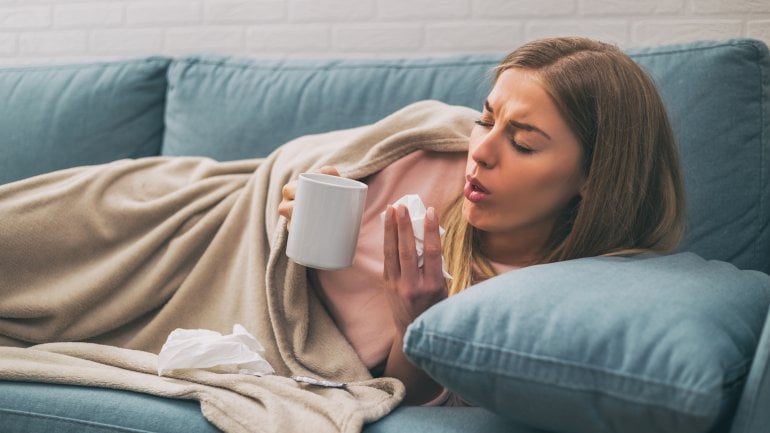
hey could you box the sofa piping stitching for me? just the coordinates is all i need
[407,343,728,415]
[170,57,501,73]
[0,407,156,433]
[410,329,740,397]
[627,39,754,59]
[758,42,768,271]
[0,57,170,73]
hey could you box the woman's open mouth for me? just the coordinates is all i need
[464,176,490,203]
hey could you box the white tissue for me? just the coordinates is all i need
[157,324,275,377]
[381,194,453,280]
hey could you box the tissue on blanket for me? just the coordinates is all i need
[381,194,453,279]
[157,324,274,376]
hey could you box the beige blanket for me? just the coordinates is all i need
[0,100,477,433]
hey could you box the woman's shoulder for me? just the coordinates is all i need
[364,149,466,215]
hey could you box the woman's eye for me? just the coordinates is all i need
[513,143,535,155]
[475,119,536,154]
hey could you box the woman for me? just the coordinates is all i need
[279,37,686,405]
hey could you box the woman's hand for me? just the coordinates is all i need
[383,204,448,404]
[278,166,340,230]
[382,204,448,334]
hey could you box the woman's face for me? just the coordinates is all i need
[463,68,585,250]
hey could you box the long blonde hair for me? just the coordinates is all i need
[444,37,686,296]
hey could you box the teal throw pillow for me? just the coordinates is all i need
[404,253,770,433]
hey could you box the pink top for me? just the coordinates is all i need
[311,150,466,370]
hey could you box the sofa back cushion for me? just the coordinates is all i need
[627,39,770,275]
[0,57,170,184]
[161,55,499,159]
[0,57,171,185]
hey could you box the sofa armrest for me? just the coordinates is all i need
[730,303,770,433]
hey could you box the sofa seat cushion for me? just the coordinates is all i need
[0,381,219,433]
[0,381,540,433]
[405,253,770,433]
[0,57,171,185]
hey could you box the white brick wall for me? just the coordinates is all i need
[0,0,767,64]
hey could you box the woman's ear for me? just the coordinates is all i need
[575,171,588,199]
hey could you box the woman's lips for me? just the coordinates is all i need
[464,176,490,202]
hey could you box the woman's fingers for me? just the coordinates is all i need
[383,205,400,280]
[395,205,419,285]
[318,166,340,176]
[383,204,421,283]
[421,207,445,285]
[282,182,296,200]
[277,200,293,218]
[279,166,339,231]
[278,182,296,220]
[384,205,444,283]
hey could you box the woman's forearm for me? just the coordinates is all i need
[383,333,444,405]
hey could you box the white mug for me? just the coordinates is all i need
[286,173,368,270]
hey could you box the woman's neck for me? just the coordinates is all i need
[479,228,549,267]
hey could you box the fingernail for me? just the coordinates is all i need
[427,207,435,221]
[398,205,406,218]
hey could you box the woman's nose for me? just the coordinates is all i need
[470,130,500,169]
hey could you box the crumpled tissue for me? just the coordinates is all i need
[381,194,453,279]
[157,324,275,377]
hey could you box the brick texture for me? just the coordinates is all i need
[0,0,767,63]
[425,23,524,50]
[691,0,770,14]
[205,0,286,24]
[748,20,770,42]
[247,25,329,51]
[90,29,163,54]
[580,0,685,16]
[333,24,423,51]
[19,30,87,54]
[527,19,628,45]
[54,4,123,28]
[632,19,743,45]
[474,0,577,18]
[379,0,470,20]
[0,6,50,29]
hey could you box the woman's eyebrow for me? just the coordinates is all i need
[484,99,552,140]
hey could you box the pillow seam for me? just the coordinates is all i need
[409,329,735,401]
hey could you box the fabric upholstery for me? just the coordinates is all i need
[628,39,770,274]
[0,381,219,433]
[0,381,536,433]
[161,54,499,159]
[0,57,170,185]
[729,304,770,433]
[405,253,770,433]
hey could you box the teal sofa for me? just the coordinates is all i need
[1,39,769,433]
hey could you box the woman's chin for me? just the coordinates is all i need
[462,201,491,231]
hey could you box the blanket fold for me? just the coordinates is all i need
[0,100,478,433]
